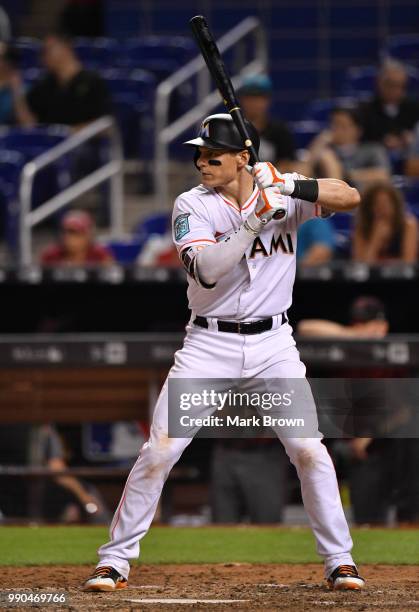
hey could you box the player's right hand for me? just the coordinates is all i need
[254,186,287,223]
[251,162,295,195]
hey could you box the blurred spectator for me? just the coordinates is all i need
[0,5,11,42]
[238,74,301,172]
[60,0,104,38]
[41,209,114,266]
[297,217,335,266]
[0,424,110,522]
[308,107,390,188]
[211,440,288,524]
[358,60,419,155]
[0,42,32,125]
[26,32,111,129]
[353,182,418,263]
[405,120,419,176]
[297,295,389,338]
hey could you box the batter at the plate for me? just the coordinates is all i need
[83,113,365,593]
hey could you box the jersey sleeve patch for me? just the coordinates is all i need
[174,213,191,241]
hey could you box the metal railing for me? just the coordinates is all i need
[19,116,124,266]
[154,17,268,206]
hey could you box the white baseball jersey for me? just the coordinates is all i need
[173,175,324,319]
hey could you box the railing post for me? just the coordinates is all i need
[109,123,124,237]
[19,164,35,267]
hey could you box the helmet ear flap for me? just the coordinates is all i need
[194,148,201,169]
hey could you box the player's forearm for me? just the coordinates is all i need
[196,217,261,285]
[315,179,360,211]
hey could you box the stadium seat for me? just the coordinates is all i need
[14,37,41,69]
[0,150,25,249]
[383,34,419,66]
[124,37,195,66]
[106,239,144,264]
[103,69,156,158]
[342,64,419,98]
[291,120,323,150]
[303,97,356,125]
[0,126,69,161]
[134,213,170,241]
[73,37,119,70]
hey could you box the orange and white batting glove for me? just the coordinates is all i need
[254,185,287,223]
[252,162,295,195]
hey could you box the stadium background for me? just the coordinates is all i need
[0,1,418,609]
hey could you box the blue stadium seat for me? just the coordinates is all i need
[0,150,25,248]
[124,37,195,65]
[134,213,170,241]
[106,239,144,263]
[14,37,41,69]
[73,37,119,69]
[383,34,419,66]
[0,126,69,161]
[303,97,356,125]
[291,120,322,150]
[103,69,156,158]
[342,64,419,98]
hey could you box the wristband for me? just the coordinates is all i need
[290,179,319,203]
[244,211,266,236]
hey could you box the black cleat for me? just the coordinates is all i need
[327,565,365,591]
[82,566,128,592]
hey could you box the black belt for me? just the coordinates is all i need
[193,313,287,335]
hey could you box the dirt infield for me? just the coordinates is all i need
[2,564,418,611]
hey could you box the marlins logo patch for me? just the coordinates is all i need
[174,213,191,241]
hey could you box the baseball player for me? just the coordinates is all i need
[83,114,365,592]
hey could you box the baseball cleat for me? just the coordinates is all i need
[327,565,365,591]
[82,566,128,592]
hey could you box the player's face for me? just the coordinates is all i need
[196,147,243,187]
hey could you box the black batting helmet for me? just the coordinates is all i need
[183,113,260,153]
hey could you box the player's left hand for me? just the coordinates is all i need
[250,162,295,195]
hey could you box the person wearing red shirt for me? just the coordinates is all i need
[41,210,113,266]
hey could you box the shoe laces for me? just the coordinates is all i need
[338,565,358,576]
[91,566,114,578]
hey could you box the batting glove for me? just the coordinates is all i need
[254,185,287,223]
[252,162,295,195]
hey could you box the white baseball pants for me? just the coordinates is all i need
[97,317,355,579]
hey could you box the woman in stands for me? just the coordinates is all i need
[353,182,418,263]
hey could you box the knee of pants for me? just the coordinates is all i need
[282,437,330,474]
[140,431,190,473]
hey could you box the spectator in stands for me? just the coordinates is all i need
[0,42,32,125]
[357,60,419,155]
[308,107,390,189]
[297,217,335,266]
[238,74,301,172]
[0,423,110,522]
[41,209,114,266]
[353,182,418,263]
[26,32,111,129]
[405,120,419,176]
[297,296,389,339]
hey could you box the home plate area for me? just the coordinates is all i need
[3,563,419,611]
